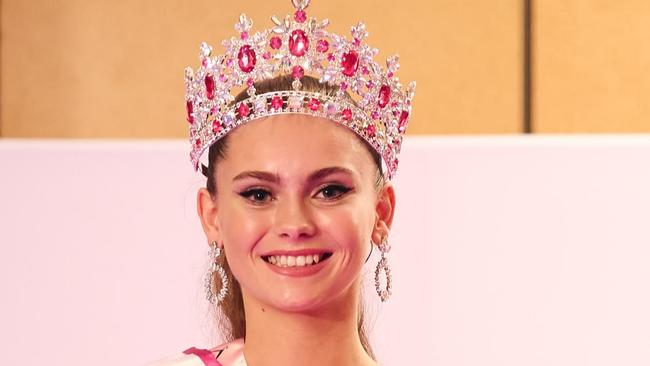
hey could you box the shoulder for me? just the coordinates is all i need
[209,338,246,365]
[143,338,245,366]
[142,352,205,366]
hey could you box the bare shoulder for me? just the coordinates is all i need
[142,352,205,366]
[142,338,245,366]
[210,338,246,365]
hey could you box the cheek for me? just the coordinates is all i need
[317,202,375,257]
[218,200,271,262]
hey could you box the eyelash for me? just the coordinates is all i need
[239,184,351,205]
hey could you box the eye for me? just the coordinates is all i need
[316,184,351,200]
[239,188,273,204]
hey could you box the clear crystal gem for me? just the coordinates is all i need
[288,95,303,109]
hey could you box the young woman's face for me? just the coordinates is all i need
[209,114,388,312]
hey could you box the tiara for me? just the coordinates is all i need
[184,0,416,180]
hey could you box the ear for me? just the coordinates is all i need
[371,182,396,245]
[197,187,222,248]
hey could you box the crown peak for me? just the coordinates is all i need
[291,0,311,11]
[185,0,415,181]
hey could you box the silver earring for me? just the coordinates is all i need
[204,240,229,307]
[374,236,392,302]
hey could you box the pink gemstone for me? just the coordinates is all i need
[353,38,361,47]
[292,65,304,79]
[289,30,309,57]
[238,103,250,118]
[340,82,348,90]
[294,10,307,23]
[327,53,335,61]
[362,66,370,75]
[246,78,255,87]
[205,74,215,100]
[316,39,329,53]
[366,80,374,89]
[341,50,359,77]
[212,120,222,133]
[308,98,320,111]
[371,111,380,119]
[219,74,227,82]
[186,100,194,123]
[194,138,201,149]
[240,31,249,40]
[378,84,391,108]
[271,96,283,110]
[387,71,394,78]
[269,36,282,50]
[398,110,409,132]
[341,108,352,121]
[263,51,271,60]
[366,124,376,137]
[237,45,256,73]
[201,58,207,67]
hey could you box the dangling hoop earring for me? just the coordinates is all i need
[204,240,229,308]
[374,236,392,302]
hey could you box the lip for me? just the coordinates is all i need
[262,251,333,278]
[260,248,331,257]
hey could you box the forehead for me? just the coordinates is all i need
[220,114,374,180]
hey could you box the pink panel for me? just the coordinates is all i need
[1,136,649,366]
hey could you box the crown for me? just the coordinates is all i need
[184,0,416,180]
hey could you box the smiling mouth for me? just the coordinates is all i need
[262,252,333,267]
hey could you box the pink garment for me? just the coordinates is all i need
[145,338,246,366]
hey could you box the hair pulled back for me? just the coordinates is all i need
[203,75,383,359]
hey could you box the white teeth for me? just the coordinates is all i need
[296,256,305,266]
[265,254,327,267]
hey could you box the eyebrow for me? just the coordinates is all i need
[232,166,355,183]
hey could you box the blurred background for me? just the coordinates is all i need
[2,0,649,137]
[2,1,650,366]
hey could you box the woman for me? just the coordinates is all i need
[147,0,415,364]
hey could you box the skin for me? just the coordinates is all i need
[197,114,396,366]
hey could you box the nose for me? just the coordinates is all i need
[274,194,316,240]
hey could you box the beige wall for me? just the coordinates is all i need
[534,1,650,132]
[1,0,648,137]
[0,0,522,137]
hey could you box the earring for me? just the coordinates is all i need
[204,240,229,307]
[374,236,392,302]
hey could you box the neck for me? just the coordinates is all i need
[240,280,376,366]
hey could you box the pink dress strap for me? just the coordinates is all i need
[182,347,222,366]
[182,338,246,366]
[209,338,245,365]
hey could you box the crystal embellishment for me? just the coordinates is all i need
[184,0,416,181]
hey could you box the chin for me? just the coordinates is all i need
[269,291,333,313]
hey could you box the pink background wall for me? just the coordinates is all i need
[1,136,649,365]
